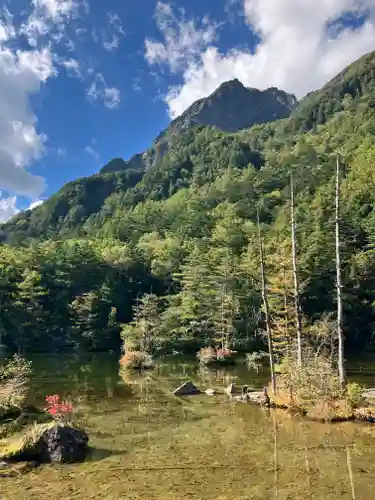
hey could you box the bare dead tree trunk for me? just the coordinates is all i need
[336,156,346,387]
[290,174,303,366]
[257,211,277,394]
[283,268,291,358]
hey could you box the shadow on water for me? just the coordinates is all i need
[3,353,375,499]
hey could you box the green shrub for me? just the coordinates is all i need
[0,355,32,412]
[119,351,154,370]
[346,382,364,408]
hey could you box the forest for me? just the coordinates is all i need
[1,50,375,357]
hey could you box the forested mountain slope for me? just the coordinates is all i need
[1,50,375,355]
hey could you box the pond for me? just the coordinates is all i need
[3,353,375,500]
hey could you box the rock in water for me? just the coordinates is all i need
[173,381,200,396]
[248,392,264,404]
[224,383,236,395]
[205,389,216,396]
[38,425,89,463]
[4,423,89,464]
[362,389,375,402]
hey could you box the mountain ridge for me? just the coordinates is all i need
[160,79,297,135]
[1,50,375,246]
[100,79,297,175]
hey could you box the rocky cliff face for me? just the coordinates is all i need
[100,79,297,174]
[165,79,297,135]
[100,154,144,175]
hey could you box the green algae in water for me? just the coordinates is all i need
[3,353,375,500]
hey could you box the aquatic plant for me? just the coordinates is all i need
[197,346,236,366]
[119,351,154,370]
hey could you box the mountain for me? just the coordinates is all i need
[1,50,375,246]
[100,154,144,174]
[100,79,296,175]
[1,50,375,354]
[159,79,297,135]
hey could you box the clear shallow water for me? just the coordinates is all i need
[3,353,375,500]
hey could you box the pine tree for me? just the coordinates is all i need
[121,294,161,354]
[176,246,220,343]
[13,269,46,353]
[213,262,240,350]
[268,245,294,360]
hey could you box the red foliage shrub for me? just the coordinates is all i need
[197,346,236,364]
[45,395,73,421]
[216,348,235,359]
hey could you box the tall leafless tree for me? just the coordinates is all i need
[336,156,346,387]
[257,211,277,394]
[290,174,303,366]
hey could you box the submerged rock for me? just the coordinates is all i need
[2,423,89,464]
[248,389,271,407]
[362,389,375,402]
[173,381,200,396]
[354,407,375,423]
[248,392,265,404]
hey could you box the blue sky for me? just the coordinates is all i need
[0,0,374,221]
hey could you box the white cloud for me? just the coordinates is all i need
[0,0,87,203]
[103,35,119,52]
[103,87,120,108]
[0,196,46,222]
[55,55,82,78]
[87,73,120,109]
[101,12,125,52]
[28,199,44,210]
[34,0,77,21]
[0,0,121,220]
[145,1,218,74]
[85,144,99,160]
[0,39,53,198]
[0,192,19,222]
[0,195,45,223]
[146,1,375,118]
[21,0,81,47]
[107,12,125,38]
[0,8,16,42]
[132,75,142,93]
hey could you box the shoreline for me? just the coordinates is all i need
[244,390,375,424]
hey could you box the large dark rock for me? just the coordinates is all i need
[173,380,201,396]
[5,423,89,464]
[38,425,89,463]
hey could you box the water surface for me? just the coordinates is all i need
[3,353,375,500]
